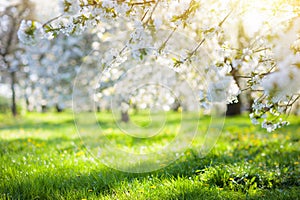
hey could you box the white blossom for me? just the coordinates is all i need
[261,66,300,103]
[207,76,240,103]
[18,20,44,45]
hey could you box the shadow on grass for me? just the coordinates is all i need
[1,114,299,199]
[1,137,299,199]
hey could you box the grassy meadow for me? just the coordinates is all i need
[0,112,299,199]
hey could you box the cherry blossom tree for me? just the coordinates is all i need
[0,0,34,116]
[21,34,88,112]
[18,0,300,131]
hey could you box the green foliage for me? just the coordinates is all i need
[63,0,72,12]
[24,21,37,36]
[171,0,200,27]
[0,112,299,199]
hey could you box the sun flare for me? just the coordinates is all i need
[240,0,297,37]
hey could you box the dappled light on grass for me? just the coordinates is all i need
[74,111,221,172]
[0,112,299,199]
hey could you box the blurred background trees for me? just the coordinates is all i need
[0,0,299,131]
[0,0,35,116]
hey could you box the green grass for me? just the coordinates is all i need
[0,112,299,199]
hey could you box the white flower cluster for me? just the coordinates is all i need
[59,0,80,14]
[15,0,300,132]
[127,21,154,60]
[20,33,84,111]
[261,119,289,132]
[250,97,294,132]
[18,20,44,45]
[101,48,129,68]
[250,64,300,132]
[207,76,240,103]
[261,66,300,103]
[101,0,130,15]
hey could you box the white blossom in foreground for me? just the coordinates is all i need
[261,66,300,103]
[207,76,240,103]
[15,0,300,132]
[18,20,44,45]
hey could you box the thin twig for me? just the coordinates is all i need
[42,14,64,28]
[143,0,161,25]
[183,9,234,63]
[129,1,156,6]
[254,48,271,53]
[235,75,252,79]
[141,8,150,22]
[158,26,178,52]
[187,38,206,59]
[285,95,300,120]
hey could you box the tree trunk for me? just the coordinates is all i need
[10,71,17,117]
[41,105,47,113]
[25,95,31,112]
[97,105,101,113]
[172,99,181,112]
[56,104,64,112]
[121,110,130,123]
[227,63,242,116]
[246,92,254,112]
[226,96,241,116]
